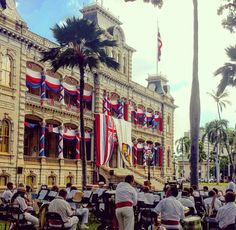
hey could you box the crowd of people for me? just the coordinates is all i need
[0,176,236,230]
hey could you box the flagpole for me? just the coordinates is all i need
[156,17,159,75]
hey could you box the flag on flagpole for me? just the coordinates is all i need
[157,30,163,62]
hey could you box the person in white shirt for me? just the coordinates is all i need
[11,185,39,228]
[216,192,236,229]
[154,186,184,230]
[48,189,79,230]
[204,190,222,213]
[178,190,197,215]
[66,186,89,228]
[1,182,13,207]
[226,177,236,193]
[66,183,72,194]
[115,175,138,230]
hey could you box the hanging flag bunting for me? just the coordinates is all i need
[63,82,77,96]
[76,132,80,160]
[45,75,60,92]
[63,129,76,140]
[24,122,39,128]
[103,92,111,115]
[117,99,124,119]
[26,68,41,89]
[83,90,92,102]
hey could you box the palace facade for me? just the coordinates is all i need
[0,1,176,189]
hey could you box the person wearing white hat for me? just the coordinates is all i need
[11,185,39,228]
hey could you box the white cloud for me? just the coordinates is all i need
[101,0,236,141]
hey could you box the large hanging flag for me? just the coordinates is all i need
[95,114,116,166]
[157,30,163,62]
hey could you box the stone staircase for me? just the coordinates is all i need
[101,166,164,190]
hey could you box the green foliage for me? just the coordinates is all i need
[215,46,236,94]
[41,17,119,72]
[218,0,236,33]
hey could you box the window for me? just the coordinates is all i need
[0,120,9,153]
[0,175,9,186]
[26,175,36,187]
[0,55,12,87]
[66,175,74,184]
[48,175,56,186]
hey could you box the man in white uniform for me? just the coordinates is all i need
[154,186,184,230]
[178,190,196,215]
[1,182,13,207]
[115,175,138,230]
[226,176,236,192]
[216,192,236,229]
[49,189,79,230]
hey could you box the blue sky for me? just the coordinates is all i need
[16,0,236,140]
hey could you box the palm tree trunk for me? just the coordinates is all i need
[79,65,87,190]
[207,142,210,182]
[216,139,220,183]
[190,0,200,187]
[182,139,184,178]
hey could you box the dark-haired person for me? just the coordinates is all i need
[204,190,222,213]
[1,182,13,207]
[48,189,79,230]
[178,190,197,215]
[154,186,184,230]
[66,182,72,194]
[11,185,39,228]
[216,192,236,229]
[115,175,137,230]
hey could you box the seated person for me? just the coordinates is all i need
[66,182,72,194]
[183,187,194,203]
[47,185,59,201]
[216,192,236,230]
[154,186,184,230]
[204,190,222,214]
[178,190,197,215]
[66,187,89,229]
[191,185,200,197]
[1,182,13,207]
[203,186,209,197]
[94,181,106,197]
[48,189,79,230]
[11,185,39,228]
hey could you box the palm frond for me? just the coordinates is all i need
[226,46,236,61]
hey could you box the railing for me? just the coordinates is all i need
[25,93,93,116]
[131,124,163,137]
[23,155,41,163]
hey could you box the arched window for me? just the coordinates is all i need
[1,54,12,87]
[66,175,74,184]
[0,120,10,153]
[0,174,9,186]
[26,175,36,187]
[48,175,56,186]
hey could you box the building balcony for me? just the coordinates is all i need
[131,123,163,137]
[25,93,93,118]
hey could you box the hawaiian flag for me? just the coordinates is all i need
[95,114,116,166]
[158,29,163,62]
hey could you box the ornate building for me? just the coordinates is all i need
[0,0,176,189]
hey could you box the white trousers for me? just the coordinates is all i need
[75,207,89,224]
[116,206,134,230]
[64,216,79,230]
[24,212,39,228]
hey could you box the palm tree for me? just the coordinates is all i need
[207,90,231,121]
[215,46,236,95]
[175,136,191,178]
[41,17,119,189]
[202,123,213,183]
[189,0,200,187]
[0,0,6,9]
[203,119,228,183]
